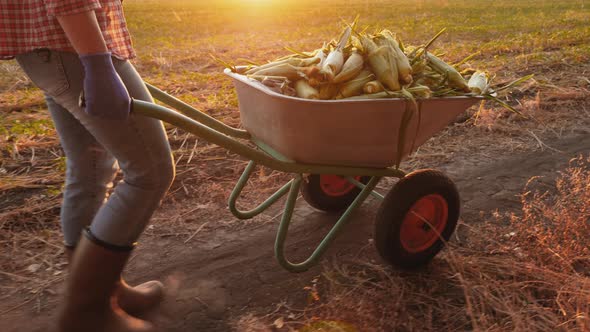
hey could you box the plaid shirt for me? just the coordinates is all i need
[0,0,135,60]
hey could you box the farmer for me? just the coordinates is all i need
[1,1,174,331]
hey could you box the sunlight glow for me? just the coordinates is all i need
[237,0,276,4]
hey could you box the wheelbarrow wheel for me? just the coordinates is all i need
[301,174,370,213]
[374,169,460,269]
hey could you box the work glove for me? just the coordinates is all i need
[79,52,131,120]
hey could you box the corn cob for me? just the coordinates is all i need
[467,71,488,95]
[318,82,341,100]
[381,46,402,91]
[335,70,374,99]
[363,80,384,94]
[320,26,352,81]
[315,48,327,69]
[332,51,364,83]
[295,79,320,99]
[321,47,344,81]
[245,56,320,75]
[359,34,400,91]
[247,63,307,81]
[378,30,413,84]
[426,53,470,92]
[229,23,515,101]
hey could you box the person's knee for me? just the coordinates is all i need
[124,153,175,196]
[157,154,175,194]
[65,148,118,191]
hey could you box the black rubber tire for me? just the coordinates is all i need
[301,174,371,213]
[374,169,460,269]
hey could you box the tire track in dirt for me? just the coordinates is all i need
[453,134,590,218]
[4,134,590,332]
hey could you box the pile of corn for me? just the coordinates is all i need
[231,25,490,101]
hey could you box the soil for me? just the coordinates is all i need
[2,119,590,331]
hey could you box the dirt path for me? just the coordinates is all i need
[3,133,590,332]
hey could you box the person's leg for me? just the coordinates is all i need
[45,95,118,246]
[83,56,176,246]
[46,93,166,315]
[16,49,174,331]
[17,48,174,252]
[40,51,175,246]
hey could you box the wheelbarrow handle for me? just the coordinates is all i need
[145,82,251,140]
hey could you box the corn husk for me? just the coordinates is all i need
[245,57,319,75]
[377,30,413,84]
[363,80,385,94]
[360,34,400,91]
[468,71,488,95]
[335,70,374,99]
[226,22,531,105]
[248,63,306,81]
[426,53,470,92]
[318,82,341,100]
[320,26,352,81]
[332,51,364,83]
[321,49,344,81]
[295,79,320,99]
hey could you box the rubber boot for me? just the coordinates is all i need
[57,229,155,332]
[65,245,164,315]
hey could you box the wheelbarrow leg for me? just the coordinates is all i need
[275,175,381,273]
[229,160,292,219]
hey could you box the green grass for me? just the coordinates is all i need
[1,118,53,137]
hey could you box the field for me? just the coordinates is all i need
[1,0,589,331]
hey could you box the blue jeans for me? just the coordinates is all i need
[16,49,175,247]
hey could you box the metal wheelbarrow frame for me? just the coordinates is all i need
[131,78,481,273]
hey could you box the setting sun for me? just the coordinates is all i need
[224,0,279,5]
[237,0,276,3]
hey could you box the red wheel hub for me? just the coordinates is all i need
[400,194,448,253]
[319,175,360,197]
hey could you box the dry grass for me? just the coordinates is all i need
[234,156,590,332]
[1,0,590,325]
[0,119,290,305]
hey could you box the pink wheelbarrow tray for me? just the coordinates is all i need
[131,69,482,273]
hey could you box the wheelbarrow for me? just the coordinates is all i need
[131,69,482,273]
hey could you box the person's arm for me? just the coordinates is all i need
[56,11,108,55]
[48,2,131,120]
[45,0,107,54]
[57,10,130,120]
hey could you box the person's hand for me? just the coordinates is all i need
[79,52,130,120]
